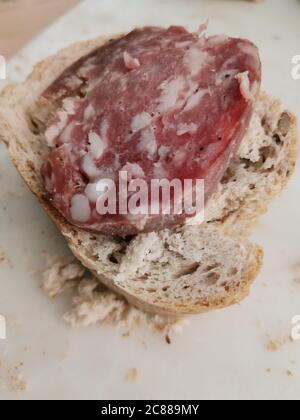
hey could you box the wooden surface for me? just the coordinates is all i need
[0,0,80,58]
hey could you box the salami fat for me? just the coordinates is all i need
[41,26,261,236]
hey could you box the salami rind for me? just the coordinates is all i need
[41,26,261,236]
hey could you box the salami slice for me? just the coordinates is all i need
[41,26,261,236]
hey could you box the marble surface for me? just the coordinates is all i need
[0,0,300,400]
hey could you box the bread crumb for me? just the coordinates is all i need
[0,354,27,393]
[294,277,300,285]
[255,320,262,328]
[42,254,85,298]
[42,255,189,340]
[266,335,293,352]
[124,368,138,383]
[291,261,300,272]
[290,261,300,281]
[0,249,5,263]
[10,373,27,392]
[266,340,279,352]
[290,261,300,285]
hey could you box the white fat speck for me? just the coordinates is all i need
[100,120,109,144]
[119,76,128,91]
[113,154,121,171]
[215,69,238,86]
[197,36,206,48]
[85,180,111,202]
[125,214,148,230]
[120,163,145,181]
[184,48,211,77]
[81,153,102,180]
[158,146,171,158]
[131,112,152,133]
[88,132,105,159]
[153,162,168,179]
[64,74,81,90]
[221,56,237,71]
[175,41,193,49]
[123,51,141,70]
[183,89,208,112]
[84,57,97,67]
[251,80,260,98]
[57,109,70,126]
[87,77,102,94]
[206,34,229,47]
[138,128,157,157]
[78,62,98,79]
[204,142,220,157]
[235,71,254,102]
[158,76,185,112]
[70,194,91,223]
[110,72,121,82]
[62,98,77,115]
[84,104,96,121]
[177,123,198,136]
[184,80,199,99]
[44,171,55,193]
[96,179,114,193]
[82,56,97,68]
[45,107,70,147]
[45,125,60,147]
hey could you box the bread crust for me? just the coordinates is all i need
[0,34,297,315]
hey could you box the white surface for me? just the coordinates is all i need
[0,0,300,400]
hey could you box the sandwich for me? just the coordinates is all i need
[0,26,297,316]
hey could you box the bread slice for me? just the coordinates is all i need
[0,36,297,315]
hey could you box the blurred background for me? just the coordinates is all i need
[0,0,298,59]
[0,0,79,58]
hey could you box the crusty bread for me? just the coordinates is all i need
[206,93,298,237]
[0,35,297,315]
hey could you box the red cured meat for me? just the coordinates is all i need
[41,26,261,236]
